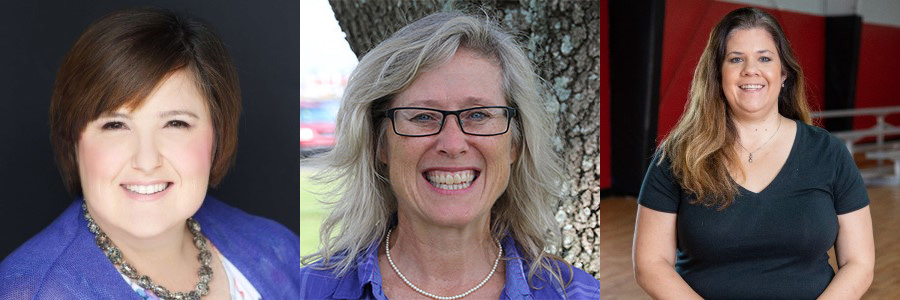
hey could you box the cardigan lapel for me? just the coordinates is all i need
[68,199,141,299]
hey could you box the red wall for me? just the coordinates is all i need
[854,23,900,129]
[658,0,826,141]
[598,0,611,189]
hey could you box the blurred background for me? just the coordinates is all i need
[299,0,357,257]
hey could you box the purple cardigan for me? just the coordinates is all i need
[0,196,302,299]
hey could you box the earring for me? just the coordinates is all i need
[782,82,785,88]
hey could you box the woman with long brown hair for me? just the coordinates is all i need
[633,7,874,299]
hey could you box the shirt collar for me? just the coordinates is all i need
[333,238,386,299]
[500,235,534,299]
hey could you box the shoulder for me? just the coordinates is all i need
[637,149,682,213]
[793,120,856,168]
[525,259,600,299]
[644,148,676,181]
[195,197,303,294]
[555,260,601,299]
[196,196,299,251]
[795,121,846,152]
[0,201,95,298]
[297,261,346,299]
[298,243,380,299]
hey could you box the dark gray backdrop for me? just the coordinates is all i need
[0,0,299,258]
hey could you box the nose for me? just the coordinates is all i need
[741,60,760,76]
[131,133,162,173]
[435,115,469,158]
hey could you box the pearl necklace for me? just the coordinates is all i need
[735,117,782,163]
[82,203,212,300]
[384,228,502,300]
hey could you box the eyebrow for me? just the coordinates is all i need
[405,97,498,107]
[100,112,131,119]
[159,110,199,119]
[98,110,199,119]
[727,50,775,56]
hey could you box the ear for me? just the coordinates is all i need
[781,73,787,85]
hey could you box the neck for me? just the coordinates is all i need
[94,217,194,266]
[388,215,500,281]
[733,111,782,138]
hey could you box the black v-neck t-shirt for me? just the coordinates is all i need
[638,120,870,299]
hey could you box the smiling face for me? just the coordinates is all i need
[381,48,517,229]
[721,27,786,118]
[77,70,214,239]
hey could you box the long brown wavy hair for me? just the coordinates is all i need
[659,7,812,210]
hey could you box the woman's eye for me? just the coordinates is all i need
[759,56,772,62]
[467,111,490,120]
[165,120,191,129]
[101,121,127,130]
[728,57,743,63]
[410,114,437,122]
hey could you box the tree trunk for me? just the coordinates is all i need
[329,0,604,275]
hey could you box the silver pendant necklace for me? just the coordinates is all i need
[384,227,502,300]
[82,203,212,300]
[735,117,782,163]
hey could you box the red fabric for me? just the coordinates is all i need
[854,23,900,129]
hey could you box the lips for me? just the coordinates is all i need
[121,183,171,195]
[424,170,478,190]
[739,84,764,90]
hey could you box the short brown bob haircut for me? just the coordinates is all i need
[49,8,241,195]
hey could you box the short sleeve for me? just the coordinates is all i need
[637,151,682,213]
[831,139,870,214]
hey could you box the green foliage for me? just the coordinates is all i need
[300,168,330,260]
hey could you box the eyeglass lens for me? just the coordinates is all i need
[391,107,511,136]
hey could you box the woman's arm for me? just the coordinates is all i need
[632,204,702,300]
[818,206,874,300]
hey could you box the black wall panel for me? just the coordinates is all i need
[609,0,666,196]
[824,15,863,132]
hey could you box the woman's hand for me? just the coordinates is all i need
[818,205,874,300]
[633,204,703,300]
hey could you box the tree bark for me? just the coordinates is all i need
[328,0,603,275]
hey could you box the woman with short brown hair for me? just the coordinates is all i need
[0,8,301,299]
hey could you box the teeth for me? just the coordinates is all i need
[123,183,169,195]
[425,170,476,190]
[740,84,763,89]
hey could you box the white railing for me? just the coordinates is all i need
[812,105,900,185]
[812,106,900,152]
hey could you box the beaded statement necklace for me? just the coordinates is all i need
[384,228,502,300]
[82,203,212,300]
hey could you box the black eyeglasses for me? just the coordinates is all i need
[384,106,517,137]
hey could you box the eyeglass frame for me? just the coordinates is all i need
[383,106,518,137]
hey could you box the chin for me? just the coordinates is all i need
[112,202,201,240]
[116,213,190,239]
[425,208,484,228]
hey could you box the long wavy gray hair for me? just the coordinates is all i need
[303,11,567,288]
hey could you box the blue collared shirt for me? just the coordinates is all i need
[299,235,600,299]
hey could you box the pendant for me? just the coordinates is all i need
[748,153,753,163]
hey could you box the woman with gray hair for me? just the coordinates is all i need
[299,11,600,299]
